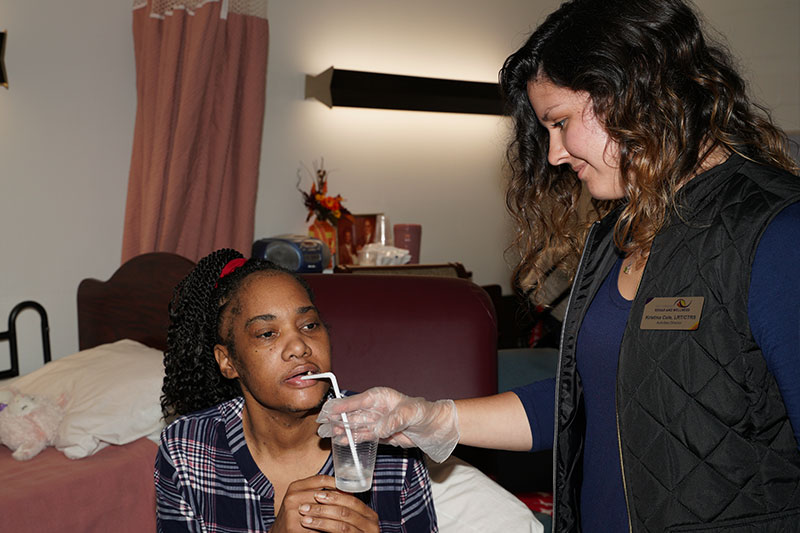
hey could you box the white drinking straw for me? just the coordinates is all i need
[301,372,365,482]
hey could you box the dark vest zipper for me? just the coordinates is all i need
[615,248,649,533]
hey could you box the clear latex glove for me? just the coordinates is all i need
[316,387,460,463]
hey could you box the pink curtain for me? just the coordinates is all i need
[122,0,269,263]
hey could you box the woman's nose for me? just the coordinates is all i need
[547,134,569,166]
[282,332,311,360]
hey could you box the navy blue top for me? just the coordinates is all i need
[513,202,800,531]
[573,253,630,531]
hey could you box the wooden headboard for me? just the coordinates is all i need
[77,253,195,352]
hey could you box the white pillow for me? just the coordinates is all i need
[427,455,543,533]
[0,339,166,459]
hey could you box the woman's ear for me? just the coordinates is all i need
[214,344,239,380]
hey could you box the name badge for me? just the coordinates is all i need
[640,297,704,330]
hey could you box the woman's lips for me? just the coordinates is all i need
[285,375,319,388]
[283,366,320,387]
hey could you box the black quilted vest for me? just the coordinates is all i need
[553,155,800,533]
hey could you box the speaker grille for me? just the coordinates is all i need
[264,242,302,271]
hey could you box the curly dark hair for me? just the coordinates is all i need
[500,0,798,302]
[160,248,316,419]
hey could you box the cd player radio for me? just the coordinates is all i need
[252,235,329,273]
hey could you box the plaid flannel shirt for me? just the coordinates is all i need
[155,396,438,532]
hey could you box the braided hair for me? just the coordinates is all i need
[160,248,316,419]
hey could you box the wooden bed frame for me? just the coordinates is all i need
[77,252,195,351]
[1,252,196,533]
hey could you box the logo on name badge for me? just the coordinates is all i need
[640,297,704,330]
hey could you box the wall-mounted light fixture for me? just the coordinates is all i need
[0,31,8,89]
[305,67,504,115]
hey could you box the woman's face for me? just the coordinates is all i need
[214,272,332,415]
[527,78,625,200]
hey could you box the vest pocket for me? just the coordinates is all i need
[667,508,800,532]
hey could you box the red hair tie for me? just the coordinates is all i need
[215,257,247,288]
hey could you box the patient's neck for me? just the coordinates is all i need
[241,401,328,460]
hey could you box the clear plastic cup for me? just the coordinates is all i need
[330,409,380,492]
[374,214,393,246]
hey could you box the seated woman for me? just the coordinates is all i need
[155,248,437,532]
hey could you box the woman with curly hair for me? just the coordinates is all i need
[155,249,437,532]
[317,1,800,531]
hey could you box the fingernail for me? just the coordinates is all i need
[302,516,313,525]
[315,491,328,500]
[299,504,310,513]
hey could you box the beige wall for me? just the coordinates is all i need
[0,0,797,375]
[255,0,561,296]
[0,0,136,375]
[694,0,799,132]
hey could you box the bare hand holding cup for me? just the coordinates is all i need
[271,475,378,533]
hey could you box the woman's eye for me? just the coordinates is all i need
[552,119,566,129]
[258,330,277,339]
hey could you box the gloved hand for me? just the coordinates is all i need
[316,387,460,463]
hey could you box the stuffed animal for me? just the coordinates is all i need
[0,389,67,461]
